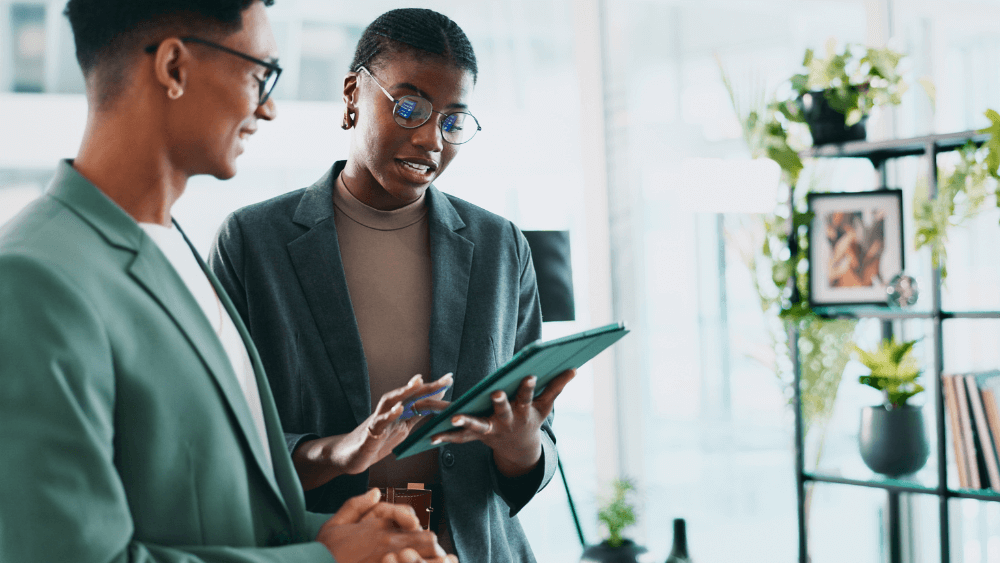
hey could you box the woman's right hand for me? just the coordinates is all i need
[293,373,453,490]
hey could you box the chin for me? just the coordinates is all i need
[215,168,238,180]
[210,156,239,180]
[203,163,237,180]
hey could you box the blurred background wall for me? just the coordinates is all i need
[3,1,1000,561]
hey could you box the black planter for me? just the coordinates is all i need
[799,90,867,146]
[579,539,648,563]
[859,404,930,477]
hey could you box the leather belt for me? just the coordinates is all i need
[376,484,442,532]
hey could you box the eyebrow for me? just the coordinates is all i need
[393,82,469,110]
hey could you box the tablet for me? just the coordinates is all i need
[393,322,629,459]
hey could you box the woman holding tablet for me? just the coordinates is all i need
[209,8,574,561]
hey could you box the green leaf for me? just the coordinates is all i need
[597,478,636,547]
[852,338,924,405]
[979,109,1000,179]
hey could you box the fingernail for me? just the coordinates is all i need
[493,393,504,402]
[370,488,381,501]
[452,417,465,426]
[440,372,453,383]
[432,438,442,445]
[529,376,538,384]
[410,374,423,386]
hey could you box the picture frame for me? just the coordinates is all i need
[807,190,904,308]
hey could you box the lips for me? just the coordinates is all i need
[395,157,439,182]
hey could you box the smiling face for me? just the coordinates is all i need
[342,51,475,210]
[165,2,278,180]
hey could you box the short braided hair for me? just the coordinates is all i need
[349,8,478,83]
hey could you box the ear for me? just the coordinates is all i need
[151,38,191,98]
[342,72,359,110]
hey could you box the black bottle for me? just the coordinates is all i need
[664,518,690,563]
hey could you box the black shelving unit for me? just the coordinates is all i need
[792,130,999,563]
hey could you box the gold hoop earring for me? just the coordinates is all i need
[341,108,355,130]
[167,87,183,100]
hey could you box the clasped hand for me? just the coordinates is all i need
[425,368,576,477]
[319,488,457,563]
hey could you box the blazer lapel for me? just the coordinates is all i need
[48,163,299,525]
[426,187,474,401]
[287,164,371,426]
[174,223,296,518]
[126,236,289,504]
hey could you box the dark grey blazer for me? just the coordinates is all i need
[208,161,557,562]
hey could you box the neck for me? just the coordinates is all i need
[73,104,187,227]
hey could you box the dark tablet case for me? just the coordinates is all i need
[393,322,629,459]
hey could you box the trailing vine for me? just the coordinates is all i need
[913,140,993,280]
[720,60,858,440]
[911,109,1000,279]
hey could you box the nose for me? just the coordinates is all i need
[255,96,278,121]
[411,116,444,153]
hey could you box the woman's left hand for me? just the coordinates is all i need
[424,368,576,477]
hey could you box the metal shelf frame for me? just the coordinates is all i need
[792,130,999,563]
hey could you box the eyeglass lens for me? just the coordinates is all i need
[393,95,478,145]
[260,70,279,104]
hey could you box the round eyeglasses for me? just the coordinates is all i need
[358,66,481,145]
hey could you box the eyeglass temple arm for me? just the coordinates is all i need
[358,66,397,105]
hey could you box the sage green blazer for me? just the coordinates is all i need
[0,161,333,562]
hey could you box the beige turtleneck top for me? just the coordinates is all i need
[332,174,439,489]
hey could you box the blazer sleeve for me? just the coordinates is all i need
[0,255,334,563]
[488,226,558,517]
[209,213,318,456]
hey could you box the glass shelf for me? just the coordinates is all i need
[813,306,935,319]
[800,130,990,161]
[804,471,939,495]
[804,473,1000,503]
[950,488,1000,502]
[812,307,1000,320]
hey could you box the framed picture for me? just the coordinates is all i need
[807,190,904,308]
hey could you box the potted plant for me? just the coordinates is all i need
[776,40,907,146]
[579,479,648,563]
[853,338,929,477]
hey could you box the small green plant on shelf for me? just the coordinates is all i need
[853,338,924,409]
[597,478,636,548]
[784,40,908,127]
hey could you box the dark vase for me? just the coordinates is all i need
[579,539,648,563]
[859,404,930,477]
[798,90,868,146]
[664,518,690,563]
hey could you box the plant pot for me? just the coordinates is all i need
[859,404,930,477]
[799,90,868,146]
[579,539,648,563]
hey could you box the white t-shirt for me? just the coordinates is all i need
[140,222,273,475]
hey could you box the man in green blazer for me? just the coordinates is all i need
[0,1,452,562]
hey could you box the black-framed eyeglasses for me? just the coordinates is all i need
[144,37,282,105]
[358,66,481,145]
